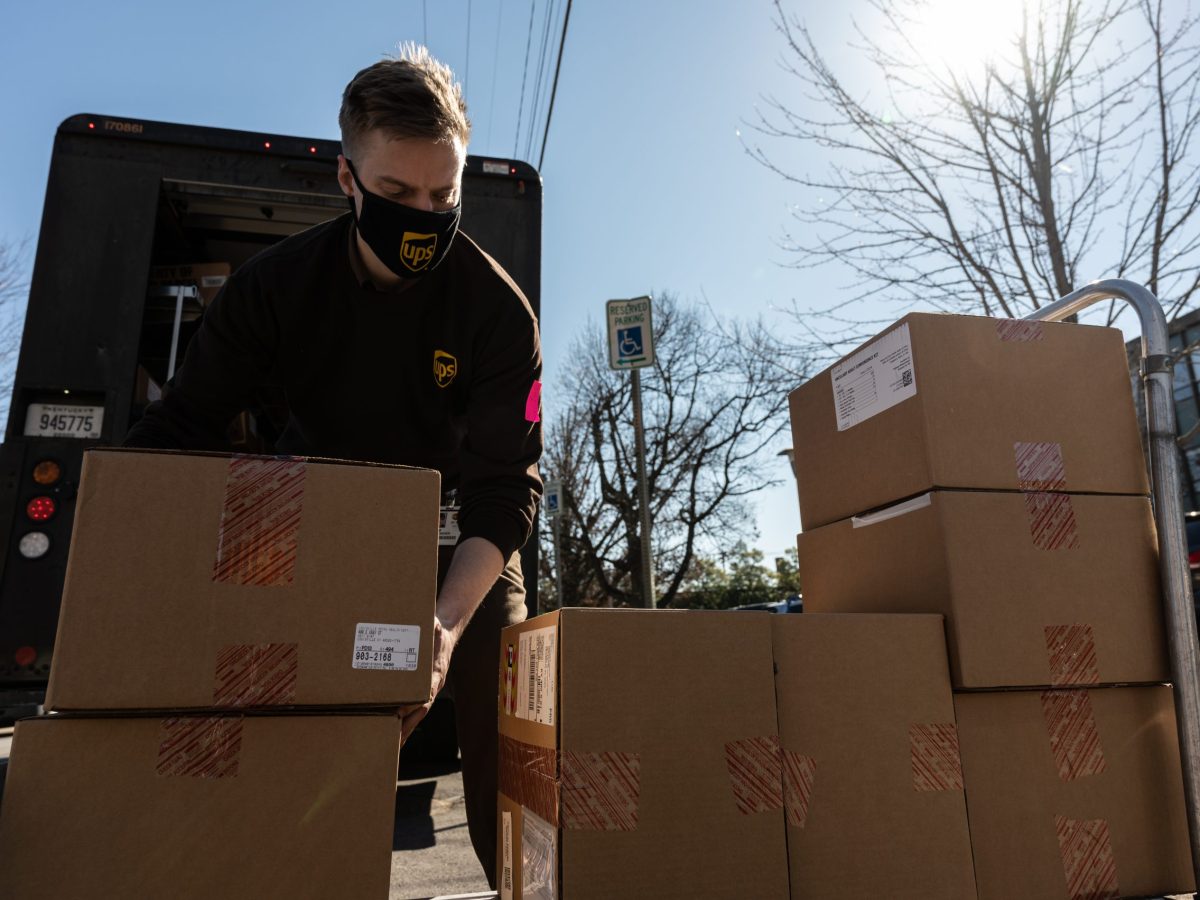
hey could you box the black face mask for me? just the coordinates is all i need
[345,159,461,278]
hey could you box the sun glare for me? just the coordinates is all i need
[901,0,1031,78]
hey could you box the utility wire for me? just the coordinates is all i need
[485,0,504,151]
[464,0,472,104]
[525,0,557,159]
[537,0,572,170]
[514,0,537,157]
[422,0,428,45]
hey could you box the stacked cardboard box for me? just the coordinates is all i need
[789,312,1195,898]
[495,609,979,899]
[0,448,439,899]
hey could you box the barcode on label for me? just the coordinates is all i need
[516,626,556,726]
[901,369,913,387]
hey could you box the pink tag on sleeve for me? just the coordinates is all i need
[525,380,542,423]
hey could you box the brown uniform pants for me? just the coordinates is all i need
[439,548,528,887]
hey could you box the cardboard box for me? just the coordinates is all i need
[956,686,1194,899]
[798,490,1169,688]
[496,609,788,900]
[148,262,231,307]
[788,313,1148,529]
[0,713,399,899]
[46,448,438,712]
[772,614,977,899]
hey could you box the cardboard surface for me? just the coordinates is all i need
[799,490,1168,688]
[788,313,1148,529]
[496,608,787,900]
[0,713,400,899]
[47,449,438,711]
[148,261,231,307]
[772,614,977,899]
[956,686,1194,900]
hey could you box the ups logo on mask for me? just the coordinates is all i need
[399,231,437,272]
[434,350,458,388]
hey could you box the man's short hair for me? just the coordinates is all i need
[339,44,471,157]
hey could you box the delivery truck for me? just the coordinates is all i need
[0,114,543,721]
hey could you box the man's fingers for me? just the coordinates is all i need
[400,702,432,747]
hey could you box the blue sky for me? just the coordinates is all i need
[2,0,856,562]
[14,0,1163,569]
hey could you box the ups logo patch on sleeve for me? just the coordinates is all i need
[433,350,458,388]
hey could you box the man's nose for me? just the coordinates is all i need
[413,193,436,212]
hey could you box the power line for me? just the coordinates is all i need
[485,0,504,151]
[525,0,557,160]
[538,0,572,170]
[464,0,472,104]
[422,0,428,45]
[514,0,537,157]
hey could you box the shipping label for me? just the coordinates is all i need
[831,323,917,431]
[352,623,420,671]
[501,810,514,900]
[521,808,557,900]
[439,505,461,546]
[516,626,557,726]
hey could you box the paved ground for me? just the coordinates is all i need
[391,759,492,899]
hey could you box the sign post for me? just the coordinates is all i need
[544,480,565,609]
[605,296,656,609]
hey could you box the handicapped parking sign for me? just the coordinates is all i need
[606,296,654,370]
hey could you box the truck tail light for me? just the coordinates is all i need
[26,496,56,521]
[14,646,36,667]
[33,459,61,485]
[19,532,51,559]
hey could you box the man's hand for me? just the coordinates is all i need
[399,536,505,748]
[400,616,457,745]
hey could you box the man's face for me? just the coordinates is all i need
[337,128,465,214]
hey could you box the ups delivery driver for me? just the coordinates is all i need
[124,45,543,885]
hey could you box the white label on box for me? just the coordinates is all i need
[852,492,933,528]
[501,810,514,900]
[516,626,556,726]
[439,505,461,546]
[831,323,917,431]
[352,623,420,671]
[521,808,557,900]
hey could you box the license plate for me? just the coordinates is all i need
[24,403,104,439]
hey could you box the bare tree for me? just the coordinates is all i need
[542,295,803,608]
[0,240,28,409]
[746,0,1200,354]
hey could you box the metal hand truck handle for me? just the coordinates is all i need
[1025,279,1200,886]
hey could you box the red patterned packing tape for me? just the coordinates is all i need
[1041,690,1107,782]
[725,735,784,817]
[1055,815,1120,900]
[156,716,244,778]
[782,749,817,828]
[1045,625,1100,686]
[1025,492,1082,551]
[996,320,1045,342]
[1015,441,1068,491]
[498,734,559,826]
[212,456,307,586]
[562,750,641,832]
[909,724,964,792]
[213,642,299,707]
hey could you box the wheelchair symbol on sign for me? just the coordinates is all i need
[618,327,643,359]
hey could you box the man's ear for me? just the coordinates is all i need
[336,154,355,199]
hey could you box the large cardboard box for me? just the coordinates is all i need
[798,490,1169,688]
[788,313,1148,529]
[496,609,788,900]
[46,448,438,711]
[0,713,400,899]
[772,614,977,899]
[956,686,1194,899]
